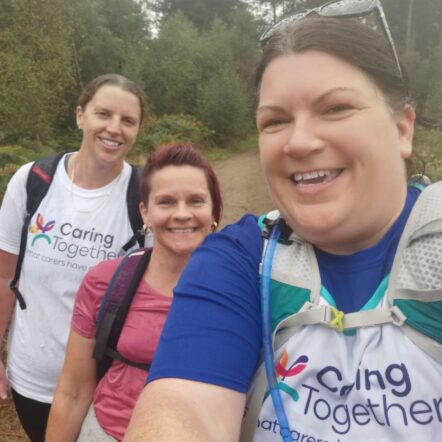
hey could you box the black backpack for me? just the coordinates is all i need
[93,248,152,381]
[9,153,144,310]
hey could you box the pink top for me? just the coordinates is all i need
[72,257,172,441]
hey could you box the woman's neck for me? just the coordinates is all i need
[68,151,124,189]
[144,249,190,297]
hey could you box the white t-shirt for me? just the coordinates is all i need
[252,294,442,442]
[0,154,135,402]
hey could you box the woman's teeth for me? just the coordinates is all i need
[292,169,341,186]
[101,138,120,148]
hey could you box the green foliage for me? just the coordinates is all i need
[198,19,234,81]
[198,11,260,84]
[226,8,261,84]
[0,0,76,143]
[0,0,440,157]
[130,114,215,161]
[71,0,150,87]
[144,13,202,115]
[148,0,242,29]
[144,7,259,145]
[414,127,442,181]
[425,82,442,118]
[403,44,442,123]
[402,51,431,108]
[197,68,254,146]
[0,144,57,199]
[422,45,442,119]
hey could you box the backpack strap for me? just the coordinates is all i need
[242,185,442,439]
[387,181,442,362]
[120,165,144,254]
[93,248,152,381]
[9,152,65,309]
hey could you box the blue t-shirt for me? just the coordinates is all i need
[315,186,420,313]
[148,214,263,392]
[148,188,419,392]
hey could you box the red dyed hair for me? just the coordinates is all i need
[140,144,223,224]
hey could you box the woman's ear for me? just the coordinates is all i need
[396,104,415,159]
[76,106,84,130]
[139,202,149,226]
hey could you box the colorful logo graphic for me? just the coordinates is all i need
[30,213,56,245]
[275,352,309,402]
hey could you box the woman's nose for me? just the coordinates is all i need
[173,202,192,220]
[283,118,325,158]
[106,117,122,135]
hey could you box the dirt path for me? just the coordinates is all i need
[213,149,274,227]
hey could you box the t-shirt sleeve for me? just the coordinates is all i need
[0,162,33,254]
[148,214,263,393]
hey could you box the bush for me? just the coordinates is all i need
[196,68,254,146]
[129,114,215,162]
[413,127,442,181]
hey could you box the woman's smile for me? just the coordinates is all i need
[259,50,414,253]
[291,168,343,186]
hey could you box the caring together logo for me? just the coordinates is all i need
[30,213,56,245]
[275,352,309,402]
[263,351,309,403]
[28,212,116,261]
[259,348,441,439]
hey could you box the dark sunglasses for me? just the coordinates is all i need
[259,0,403,79]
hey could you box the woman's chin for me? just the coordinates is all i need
[285,207,341,238]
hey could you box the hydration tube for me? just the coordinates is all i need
[261,222,292,442]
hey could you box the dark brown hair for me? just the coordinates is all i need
[256,17,411,112]
[77,74,146,124]
[140,144,223,224]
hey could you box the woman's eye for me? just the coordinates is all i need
[259,118,289,132]
[158,200,172,206]
[324,104,353,115]
[123,118,136,126]
[191,198,204,205]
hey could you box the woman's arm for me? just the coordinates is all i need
[0,250,18,403]
[124,379,245,442]
[46,329,97,442]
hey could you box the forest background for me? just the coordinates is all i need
[1,0,442,198]
[0,0,442,439]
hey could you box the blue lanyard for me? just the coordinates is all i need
[261,222,292,442]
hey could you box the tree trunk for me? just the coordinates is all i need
[406,0,414,53]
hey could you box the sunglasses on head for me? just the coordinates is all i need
[259,0,403,79]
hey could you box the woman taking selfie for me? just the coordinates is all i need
[46,144,222,441]
[125,2,442,441]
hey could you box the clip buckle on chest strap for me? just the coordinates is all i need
[329,307,345,332]
[276,302,407,339]
[325,304,407,331]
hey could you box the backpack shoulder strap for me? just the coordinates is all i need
[9,152,65,309]
[259,210,294,245]
[259,211,321,333]
[93,248,152,381]
[120,165,144,253]
[25,152,66,215]
[388,181,442,362]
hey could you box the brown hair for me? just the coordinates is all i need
[140,144,223,224]
[256,17,411,112]
[77,74,145,124]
